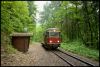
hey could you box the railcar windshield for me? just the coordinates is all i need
[49,32,60,37]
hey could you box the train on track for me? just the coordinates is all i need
[42,28,61,49]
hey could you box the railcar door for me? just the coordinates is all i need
[44,32,49,44]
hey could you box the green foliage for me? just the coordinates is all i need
[27,1,37,17]
[6,44,17,54]
[61,41,99,61]
[34,24,44,42]
[80,1,99,49]
[1,1,29,33]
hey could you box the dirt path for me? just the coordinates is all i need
[1,43,69,66]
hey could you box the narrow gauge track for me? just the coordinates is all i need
[52,49,95,66]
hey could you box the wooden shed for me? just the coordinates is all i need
[10,33,32,52]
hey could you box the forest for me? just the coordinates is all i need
[1,1,99,61]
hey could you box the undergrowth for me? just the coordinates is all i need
[61,40,99,61]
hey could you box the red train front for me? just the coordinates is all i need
[43,28,61,49]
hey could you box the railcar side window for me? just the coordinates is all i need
[45,32,49,37]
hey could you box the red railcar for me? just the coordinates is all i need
[43,28,61,49]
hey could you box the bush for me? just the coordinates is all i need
[61,40,99,61]
[6,44,17,54]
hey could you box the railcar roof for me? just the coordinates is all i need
[46,28,60,32]
[47,28,59,30]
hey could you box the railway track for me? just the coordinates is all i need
[52,49,96,66]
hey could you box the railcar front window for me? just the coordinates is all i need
[49,32,59,37]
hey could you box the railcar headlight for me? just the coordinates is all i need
[57,41,59,42]
[50,40,52,43]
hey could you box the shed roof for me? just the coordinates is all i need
[10,33,33,36]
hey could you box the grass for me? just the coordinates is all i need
[60,40,99,61]
[5,44,17,54]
